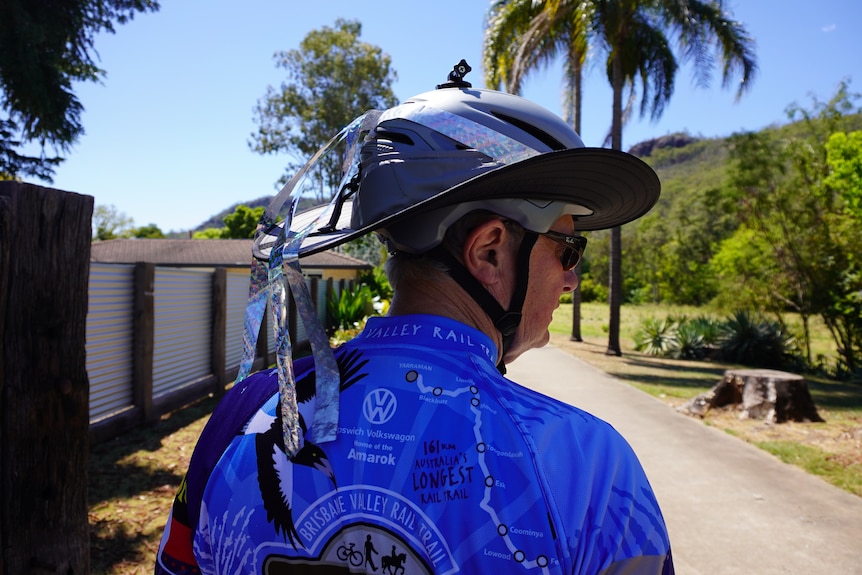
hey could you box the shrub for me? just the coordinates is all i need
[634,318,677,356]
[578,276,608,303]
[671,320,708,360]
[689,315,723,346]
[358,265,392,301]
[328,283,374,332]
[634,314,723,359]
[717,310,801,369]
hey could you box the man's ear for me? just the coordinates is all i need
[461,218,510,286]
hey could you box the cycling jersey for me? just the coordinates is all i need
[155,314,673,574]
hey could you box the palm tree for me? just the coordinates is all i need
[483,0,757,355]
[484,0,593,340]
[598,0,757,355]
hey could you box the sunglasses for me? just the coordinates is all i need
[537,230,587,271]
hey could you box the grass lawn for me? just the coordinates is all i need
[88,302,861,574]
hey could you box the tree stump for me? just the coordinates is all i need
[679,369,824,423]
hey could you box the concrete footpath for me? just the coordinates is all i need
[507,344,862,575]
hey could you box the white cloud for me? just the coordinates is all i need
[822,24,837,32]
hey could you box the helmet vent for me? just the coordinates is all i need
[492,111,567,151]
[375,127,415,146]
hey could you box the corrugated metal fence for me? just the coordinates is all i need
[86,262,351,443]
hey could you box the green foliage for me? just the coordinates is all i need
[718,310,800,369]
[93,206,165,240]
[577,275,607,303]
[725,80,862,375]
[671,318,712,360]
[342,234,388,267]
[222,205,264,239]
[250,19,398,202]
[634,315,721,360]
[132,224,165,239]
[0,0,159,180]
[357,265,393,302]
[824,131,862,217]
[634,310,804,369]
[195,196,272,232]
[633,317,677,356]
[192,228,225,240]
[189,205,265,239]
[92,204,134,241]
[327,283,373,332]
[709,226,778,311]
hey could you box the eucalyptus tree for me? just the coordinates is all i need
[725,83,862,374]
[250,19,398,204]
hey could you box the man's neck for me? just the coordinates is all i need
[387,275,503,362]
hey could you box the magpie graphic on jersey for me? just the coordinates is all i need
[252,347,370,548]
[255,409,336,547]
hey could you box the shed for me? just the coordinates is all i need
[90,238,372,281]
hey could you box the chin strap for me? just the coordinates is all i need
[427,231,538,373]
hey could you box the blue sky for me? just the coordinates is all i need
[31,0,862,233]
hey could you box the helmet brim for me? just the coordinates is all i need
[258,147,659,259]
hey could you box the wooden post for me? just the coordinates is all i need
[326,277,335,331]
[211,267,227,397]
[134,262,155,423]
[0,192,9,575]
[0,181,93,574]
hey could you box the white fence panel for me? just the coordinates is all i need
[225,269,251,371]
[152,268,212,398]
[86,263,135,423]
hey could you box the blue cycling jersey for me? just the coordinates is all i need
[156,314,673,574]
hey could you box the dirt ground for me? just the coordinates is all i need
[704,407,862,466]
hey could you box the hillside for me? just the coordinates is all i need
[190,134,725,234]
[191,112,862,235]
[193,195,274,231]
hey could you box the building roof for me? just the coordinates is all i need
[90,239,372,269]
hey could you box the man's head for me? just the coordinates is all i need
[384,210,581,364]
[254,61,659,365]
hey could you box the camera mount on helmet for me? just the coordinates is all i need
[436,59,473,89]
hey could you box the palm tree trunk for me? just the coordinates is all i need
[607,226,622,355]
[571,258,583,341]
[570,50,584,341]
[606,51,624,356]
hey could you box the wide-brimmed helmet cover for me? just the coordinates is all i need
[253,85,660,261]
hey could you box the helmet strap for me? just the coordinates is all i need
[427,231,538,373]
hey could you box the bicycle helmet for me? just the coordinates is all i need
[286,79,660,257]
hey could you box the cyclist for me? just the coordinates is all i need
[155,61,673,574]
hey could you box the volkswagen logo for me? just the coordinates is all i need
[362,388,397,425]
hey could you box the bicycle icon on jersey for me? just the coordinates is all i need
[336,542,364,567]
